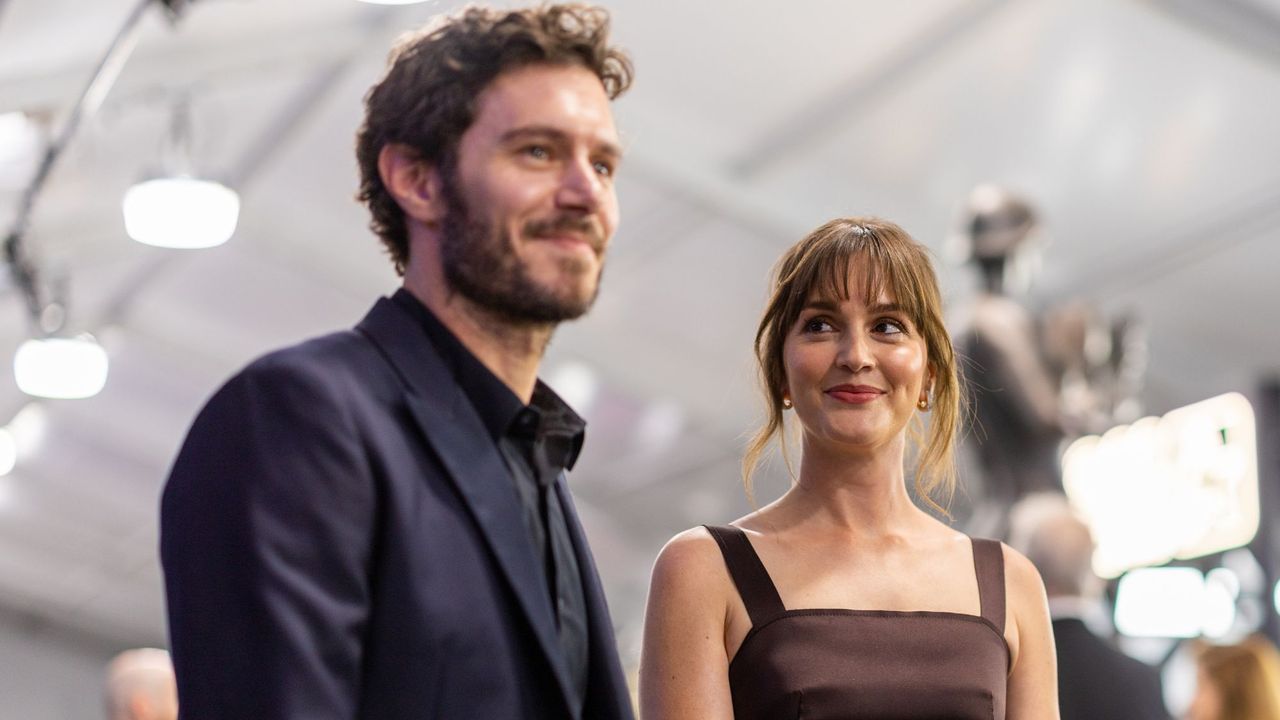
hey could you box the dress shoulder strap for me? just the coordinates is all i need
[970,537,1006,633]
[703,525,786,626]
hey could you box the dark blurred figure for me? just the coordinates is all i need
[1187,636,1280,720]
[105,648,177,720]
[1011,494,1169,720]
[952,185,1145,536]
[954,186,1064,511]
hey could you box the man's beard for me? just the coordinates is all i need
[439,180,605,326]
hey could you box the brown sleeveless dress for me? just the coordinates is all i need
[705,525,1010,720]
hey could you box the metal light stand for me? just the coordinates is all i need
[3,0,192,334]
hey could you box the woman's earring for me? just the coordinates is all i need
[917,396,929,411]
[782,396,793,410]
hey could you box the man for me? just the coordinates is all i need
[104,648,178,720]
[1010,494,1169,720]
[160,5,634,719]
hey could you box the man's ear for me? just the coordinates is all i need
[378,143,446,225]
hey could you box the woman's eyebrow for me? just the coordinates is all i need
[867,302,906,315]
[800,299,841,312]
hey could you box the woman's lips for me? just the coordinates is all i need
[824,385,885,404]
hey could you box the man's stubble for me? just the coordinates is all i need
[439,168,606,326]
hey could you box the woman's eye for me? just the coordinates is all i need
[874,319,905,335]
[524,145,551,160]
[802,318,834,334]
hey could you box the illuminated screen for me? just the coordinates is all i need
[1062,393,1258,578]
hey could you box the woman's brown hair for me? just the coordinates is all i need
[742,217,963,515]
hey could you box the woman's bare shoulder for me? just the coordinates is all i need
[646,526,739,639]
[999,542,1050,604]
[651,526,731,589]
[641,526,739,719]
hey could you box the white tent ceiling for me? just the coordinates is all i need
[0,0,1277,667]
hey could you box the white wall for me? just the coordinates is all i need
[0,606,123,720]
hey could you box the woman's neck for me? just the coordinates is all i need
[779,435,928,540]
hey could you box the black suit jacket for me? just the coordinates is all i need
[1053,617,1169,720]
[160,297,633,720]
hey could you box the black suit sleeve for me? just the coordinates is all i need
[161,356,375,720]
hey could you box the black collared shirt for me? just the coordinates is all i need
[391,289,589,715]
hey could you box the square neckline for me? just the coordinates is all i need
[704,524,1011,667]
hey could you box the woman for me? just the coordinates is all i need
[1187,635,1280,720]
[639,218,1058,719]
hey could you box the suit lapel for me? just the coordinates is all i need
[356,298,575,710]
[553,475,632,719]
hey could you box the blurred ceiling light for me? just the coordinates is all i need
[14,335,109,399]
[1221,547,1267,595]
[1206,567,1241,601]
[1115,567,1205,638]
[123,95,239,249]
[0,429,16,476]
[1201,572,1238,639]
[123,176,239,248]
[6,402,48,454]
[0,111,42,189]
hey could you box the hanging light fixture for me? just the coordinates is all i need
[122,95,239,249]
[0,111,44,190]
[3,0,196,403]
[4,269,112,400]
[13,334,109,400]
[123,176,239,248]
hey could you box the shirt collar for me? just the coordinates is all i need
[391,288,586,469]
[530,382,587,471]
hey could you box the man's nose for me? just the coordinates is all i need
[555,155,606,213]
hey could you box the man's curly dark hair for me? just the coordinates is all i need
[355,4,634,275]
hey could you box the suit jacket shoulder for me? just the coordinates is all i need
[1053,618,1168,720]
[162,296,634,720]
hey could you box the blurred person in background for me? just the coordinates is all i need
[1187,636,1280,720]
[104,648,177,720]
[950,185,1145,537]
[639,218,1058,719]
[1010,493,1168,720]
[951,186,1064,515]
[160,5,635,719]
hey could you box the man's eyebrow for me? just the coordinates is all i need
[498,125,623,158]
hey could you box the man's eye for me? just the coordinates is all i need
[524,145,550,160]
[592,160,614,177]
